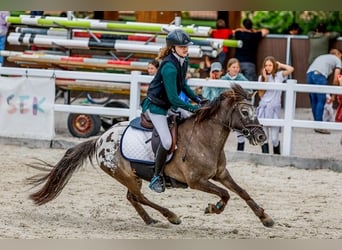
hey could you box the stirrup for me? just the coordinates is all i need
[149,176,165,193]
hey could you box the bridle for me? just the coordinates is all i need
[220,100,263,139]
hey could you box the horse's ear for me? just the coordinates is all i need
[248,91,257,101]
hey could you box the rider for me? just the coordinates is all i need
[141,29,203,193]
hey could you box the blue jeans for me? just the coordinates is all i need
[306,71,327,121]
[240,62,257,81]
[0,35,6,65]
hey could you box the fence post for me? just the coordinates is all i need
[129,70,142,121]
[282,79,297,156]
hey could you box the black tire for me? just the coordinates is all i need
[67,113,102,138]
[101,101,129,130]
[86,93,113,105]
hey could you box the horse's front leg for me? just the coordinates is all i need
[187,179,230,214]
[216,169,274,227]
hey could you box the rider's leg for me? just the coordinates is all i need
[146,110,172,193]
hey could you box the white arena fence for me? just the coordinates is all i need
[1,66,342,156]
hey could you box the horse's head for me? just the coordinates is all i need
[196,84,266,146]
[226,84,266,145]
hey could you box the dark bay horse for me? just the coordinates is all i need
[27,84,274,227]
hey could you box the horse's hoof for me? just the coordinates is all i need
[168,215,181,225]
[261,213,274,227]
[146,219,160,225]
[204,203,214,214]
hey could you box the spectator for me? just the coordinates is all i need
[335,74,342,122]
[287,22,302,35]
[233,18,269,81]
[257,56,294,154]
[221,58,251,151]
[202,62,224,100]
[0,11,9,66]
[147,59,160,76]
[307,23,340,64]
[306,48,342,134]
[203,59,252,151]
[30,11,44,16]
[209,19,234,67]
[323,94,334,122]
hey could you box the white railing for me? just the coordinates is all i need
[1,66,342,156]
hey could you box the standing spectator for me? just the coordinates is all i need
[306,48,342,134]
[30,11,44,16]
[308,23,340,65]
[257,56,294,154]
[202,59,252,151]
[335,74,342,122]
[0,11,9,66]
[233,18,269,81]
[287,22,302,35]
[210,19,234,67]
[323,94,334,122]
[221,58,251,151]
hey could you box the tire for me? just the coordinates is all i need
[86,93,113,105]
[101,101,129,130]
[67,113,102,138]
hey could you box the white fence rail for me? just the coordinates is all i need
[1,66,342,156]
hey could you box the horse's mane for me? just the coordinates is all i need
[195,84,249,123]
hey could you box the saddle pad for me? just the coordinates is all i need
[120,126,172,165]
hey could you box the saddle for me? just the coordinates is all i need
[140,112,178,155]
[120,114,187,189]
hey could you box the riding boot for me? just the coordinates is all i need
[261,143,269,154]
[149,144,168,193]
[237,142,245,151]
[273,143,281,155]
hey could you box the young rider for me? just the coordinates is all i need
[141,29,203,193]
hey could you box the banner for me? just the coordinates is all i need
[0,76,55,140]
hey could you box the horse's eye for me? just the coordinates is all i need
[241,110,249,117]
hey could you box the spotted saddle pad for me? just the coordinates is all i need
[120,118,173,165]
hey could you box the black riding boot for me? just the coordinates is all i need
[273,143,281,155]
[261,143,269,154]
[237,142,245,151]
[149,144,168,193]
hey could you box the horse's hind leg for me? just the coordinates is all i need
[126,187,158,225]
[216,169,274,227]
[100,165,181,225]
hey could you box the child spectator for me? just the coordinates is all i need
[257,56,294,154]
[323,94,334,122]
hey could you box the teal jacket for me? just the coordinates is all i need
[202,73,248,101]
[142,55,199,115]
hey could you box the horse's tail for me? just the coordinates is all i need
[26,138,98,205]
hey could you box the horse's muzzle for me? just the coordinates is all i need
[248,127,267,146]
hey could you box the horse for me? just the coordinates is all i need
[26,84,274,228]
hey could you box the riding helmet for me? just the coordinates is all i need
[166,29,193,47]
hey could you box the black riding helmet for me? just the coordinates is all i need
[166,29,193,47]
